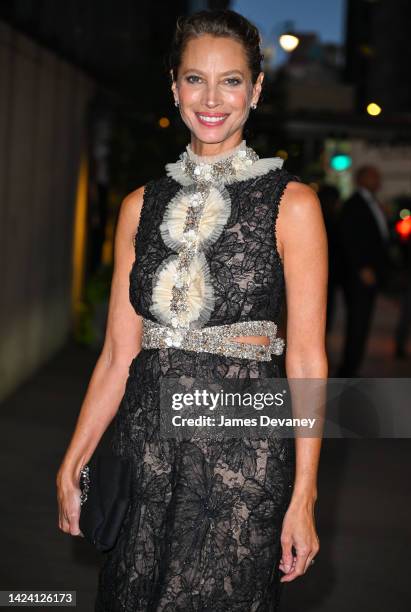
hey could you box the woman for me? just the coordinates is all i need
[57,9,326,611]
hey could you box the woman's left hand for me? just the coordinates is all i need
[279,498,320,582]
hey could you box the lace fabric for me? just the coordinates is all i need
[130,166,299,329]
[94,144,302,611]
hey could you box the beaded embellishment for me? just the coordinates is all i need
[79,464,90,506]
[149,140,285,334]
[141,317,285,362]
[165,140,284,187]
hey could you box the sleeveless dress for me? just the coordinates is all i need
[94,140,302,612]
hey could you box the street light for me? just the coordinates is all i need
[366,102,382,116]
[278,21,300,52]
[261,20,300,69]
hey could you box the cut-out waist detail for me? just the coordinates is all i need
[141,318,285,362]
[230,335,270,346]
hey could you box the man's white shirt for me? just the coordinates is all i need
[357,186,390,242]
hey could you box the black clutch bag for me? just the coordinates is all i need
[79,453,132,553]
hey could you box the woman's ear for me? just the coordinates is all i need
[170,70,178,100]
[253,71,264,102]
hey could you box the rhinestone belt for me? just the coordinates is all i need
[141,318,285,362]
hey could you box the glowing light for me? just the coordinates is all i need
[279,34,299,52]
[159,117,170,128]
[367,102,382,116]
[72,152,88,316]
[330,154,352,172]
[399,208,411,219]
[395,217,411,240]
[276,149,288,160]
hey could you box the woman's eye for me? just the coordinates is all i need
[185,75,241,85]
[186,75,202,84]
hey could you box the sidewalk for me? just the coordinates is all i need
[327,288,411,377]
[0,342,103,610]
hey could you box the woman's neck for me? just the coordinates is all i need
[187,138,246,164]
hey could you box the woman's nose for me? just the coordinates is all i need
[202,86,221,107]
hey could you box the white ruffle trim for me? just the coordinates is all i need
[159,185,232,250]
[165,156,284,186]
[150,252,215,327]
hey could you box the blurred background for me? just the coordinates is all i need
[0,1,410,610]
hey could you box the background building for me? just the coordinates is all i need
[0,0,191,399]
[344,0,411,116]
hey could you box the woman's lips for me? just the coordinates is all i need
[195,113,229,127]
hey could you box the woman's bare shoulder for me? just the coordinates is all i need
[276,179,325,253]
[281,180,321,216]
[117,184,148,229]
[120,185,145,215]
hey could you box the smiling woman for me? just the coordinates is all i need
[169,26,264,151]
[56,8,326,612]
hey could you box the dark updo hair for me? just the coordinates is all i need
[167,9,264,85]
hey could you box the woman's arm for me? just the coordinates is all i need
[56,185,146,536]
[276,180,328,581]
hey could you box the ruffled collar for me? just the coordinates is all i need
[165,139,284,186]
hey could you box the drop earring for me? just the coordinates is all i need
[175,100,179,107]
[251,102,257,110]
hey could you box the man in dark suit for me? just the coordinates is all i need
[336,165,391,376]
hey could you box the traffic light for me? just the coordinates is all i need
[395,217,411,241]
[330,153,352,172]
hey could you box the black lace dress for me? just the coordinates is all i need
[94,143,301,612]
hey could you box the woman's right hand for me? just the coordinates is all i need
[56,469,84,537]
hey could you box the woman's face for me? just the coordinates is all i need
[171,34,263,146]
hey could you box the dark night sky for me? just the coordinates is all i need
[232,0,346,66]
